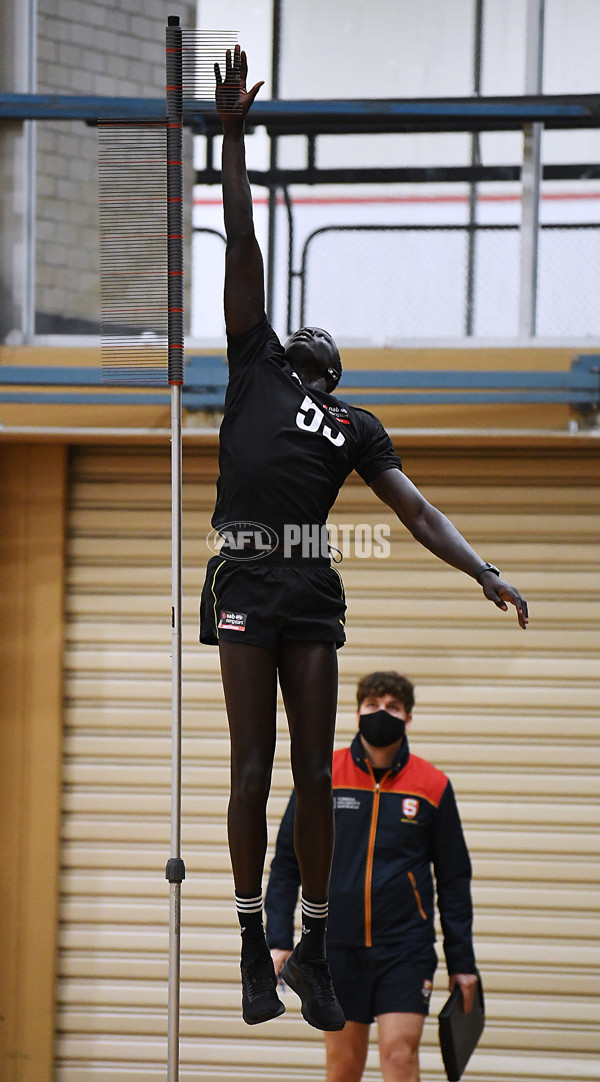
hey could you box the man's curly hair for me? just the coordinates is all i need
[356,671,415,714]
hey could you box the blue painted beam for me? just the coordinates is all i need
[0,359,227,387]
[0,392,171,405]
[2,93,600,131]
[247,95,600,132]
[0,93,165,121]
[3,362,594,393]
[321,370,598,391]
[2,357,595,393]
[1,390,589,407]
[326,391,597,406]
[0,355,597,408]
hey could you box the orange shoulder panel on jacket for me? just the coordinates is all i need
[388,753,448,808]
[332,746,373,791]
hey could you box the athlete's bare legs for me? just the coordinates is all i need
[219,637,341,1026]
[218,638,338,903]
[218,641,279,895]
[277,639,338,899]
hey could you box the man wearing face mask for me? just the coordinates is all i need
[265,671,477,1082]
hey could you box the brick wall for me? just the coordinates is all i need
[36,0,196,333]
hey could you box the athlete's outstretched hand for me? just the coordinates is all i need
[479,572,529,630]
[215,45,263,129]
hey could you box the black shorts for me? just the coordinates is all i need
[327,944,438,1023]
[199,553,346,650]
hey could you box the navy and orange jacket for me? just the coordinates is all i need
[265,735,476,975]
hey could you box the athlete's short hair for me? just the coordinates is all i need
[356,671,415,714]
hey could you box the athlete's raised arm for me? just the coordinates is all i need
[215,46,265,336]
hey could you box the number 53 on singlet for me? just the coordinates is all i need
[295,395,345,447]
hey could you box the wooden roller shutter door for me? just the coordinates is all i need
[55,439,599,1082]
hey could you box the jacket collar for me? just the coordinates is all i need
[350,732,410,776]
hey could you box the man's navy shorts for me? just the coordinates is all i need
[199,552,347,650]
[327,944,438,1023]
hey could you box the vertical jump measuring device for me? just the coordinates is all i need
[165,17,185,1082]
[99,16,237,1080]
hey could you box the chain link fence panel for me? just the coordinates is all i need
[298,222,600,340]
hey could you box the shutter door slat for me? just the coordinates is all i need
[56,443,600,1081]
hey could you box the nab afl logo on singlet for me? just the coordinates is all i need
[402,798,419,819]
[323,402,351,425]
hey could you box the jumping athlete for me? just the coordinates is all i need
[200,45,528,1032]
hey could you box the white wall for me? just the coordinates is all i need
[192,0,600,343]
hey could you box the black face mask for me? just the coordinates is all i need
[358,709,406,748]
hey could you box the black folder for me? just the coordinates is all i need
[438,975,485,1081]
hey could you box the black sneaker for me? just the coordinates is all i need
[280,949,345,1031]
[241,956,286,1025]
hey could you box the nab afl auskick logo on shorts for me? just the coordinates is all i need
[218,611,247,631]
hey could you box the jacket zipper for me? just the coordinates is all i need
[364,764,390,947]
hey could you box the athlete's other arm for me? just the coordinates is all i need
[370,467,529,628]
[215,46,264,336]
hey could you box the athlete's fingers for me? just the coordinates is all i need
[483,577,529,629]
[246,80,265,107]
[232,43,241,76]
[497,585,529,629]
[214,62,222,86]
[516,595,529,629]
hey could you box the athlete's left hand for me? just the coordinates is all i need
[215,44,263,126]
[480,572,529,629]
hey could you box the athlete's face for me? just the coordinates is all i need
[284,326,341,392]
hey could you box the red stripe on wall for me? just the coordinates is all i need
[194,190,600,208]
